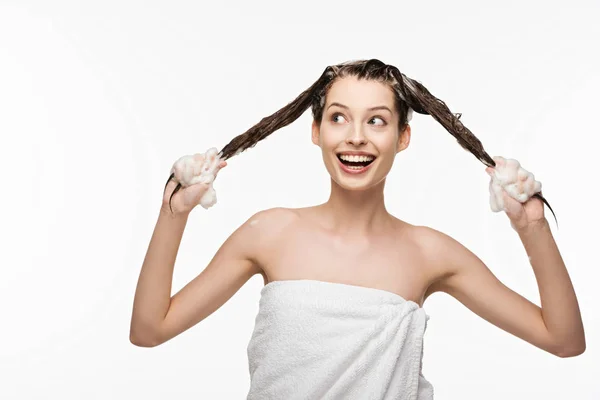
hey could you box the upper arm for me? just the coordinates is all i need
[152,207,284,346]
[424,227,560,356]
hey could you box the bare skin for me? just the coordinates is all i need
[130,76,585,359]
[256,206,433,307]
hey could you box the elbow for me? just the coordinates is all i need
[554,339,586,358]
[129,331,160,348]
[129,322,163,348]
[556,345,585,358]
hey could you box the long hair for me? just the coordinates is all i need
[164,59,557,225]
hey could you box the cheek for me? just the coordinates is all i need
[318,129,343,148]
[373,135,398,153]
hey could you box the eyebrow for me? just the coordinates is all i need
[326,102,392,113]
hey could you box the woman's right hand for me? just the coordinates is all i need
[162,149,227,215]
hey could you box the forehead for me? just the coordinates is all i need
[326,76,395,109]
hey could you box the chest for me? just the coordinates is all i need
[258,222,433,305]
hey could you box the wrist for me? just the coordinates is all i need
[159,204,191,220]
[515,218,549,236]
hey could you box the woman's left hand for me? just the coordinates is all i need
[486,156,545,231]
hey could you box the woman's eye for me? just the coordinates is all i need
[369,117,386,126]
[332,113,346,123]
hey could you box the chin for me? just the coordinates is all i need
[343,178,386,190]
[330,170,387,191]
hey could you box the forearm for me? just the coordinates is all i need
[517,218,585,354]
[130,207,190,343]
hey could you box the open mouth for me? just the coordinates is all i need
[336,154,376,169]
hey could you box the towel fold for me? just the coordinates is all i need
[246,279,433,400]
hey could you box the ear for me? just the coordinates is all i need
[311,119,320,145]
[396,124,411,153]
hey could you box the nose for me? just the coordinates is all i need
[346,126,367,146]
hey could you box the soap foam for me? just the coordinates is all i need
[170,147,222,209]
[488,156,542,212]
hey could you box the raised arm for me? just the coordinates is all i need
[423,221,585,358]
[129,207,276,347]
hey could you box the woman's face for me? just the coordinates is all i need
[312,76,410,191]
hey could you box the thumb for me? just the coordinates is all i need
[215,161,227,176]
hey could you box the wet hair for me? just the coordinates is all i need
[164,59,557,226]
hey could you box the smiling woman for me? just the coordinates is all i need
[132,59,583,400]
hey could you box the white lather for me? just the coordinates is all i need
[487,156,542,213]
[170,147,222,209]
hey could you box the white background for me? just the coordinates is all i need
[1,0,598,398]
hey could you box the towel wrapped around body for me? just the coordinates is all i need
[246,279,434,400]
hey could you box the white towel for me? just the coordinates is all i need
[246,280,433,400]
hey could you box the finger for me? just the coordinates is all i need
[518,168,529,182]
[169,183,183,213]
[506,158,520,170]
[489,180,501,212]
[164,172,176,193]
[491,181,505,207]
[215,164,225,175]
[193,153,205,163]
[523,177,535,195]
[493,156,505,167]
[184,157,196,179]
[502,190,520,212]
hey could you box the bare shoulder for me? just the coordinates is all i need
[237,207,300,276]
[248,206,299,227]
[242,207,299,243]
[410,224,458,261]
[407,224,469,295]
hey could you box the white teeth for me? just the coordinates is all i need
[339,154,374,162]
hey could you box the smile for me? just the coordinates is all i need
[336,154,376,174]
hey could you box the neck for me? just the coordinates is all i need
[317,177,393,236]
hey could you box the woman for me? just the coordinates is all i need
[130,59,585,399]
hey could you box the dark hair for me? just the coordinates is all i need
[164,59,557,226]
